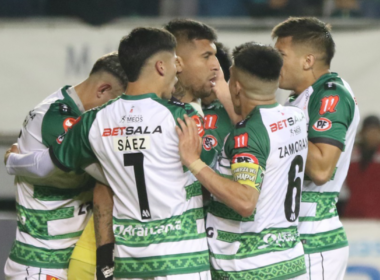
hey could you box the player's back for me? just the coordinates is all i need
[207,103,308,279]
[87,93,210,278]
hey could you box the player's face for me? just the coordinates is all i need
[176,39,219,98]
[275,36,305,92]
[162,53,182,100]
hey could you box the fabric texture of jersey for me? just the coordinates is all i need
[201,100,233,168]
[5,86,95,275]
[285,72,360,254]
[49,93,210,279]
[207,103,308,279]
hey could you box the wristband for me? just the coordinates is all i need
[96,243,114,280]
[188,159,207,175]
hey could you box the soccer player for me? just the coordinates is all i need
[272,17,360,279]
[176,43,308,279]
[4,52,127,280]
[7,27,211,280]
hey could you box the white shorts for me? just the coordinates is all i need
[114,270,211,280]
[304,246,349,280]
[4,258,67,280]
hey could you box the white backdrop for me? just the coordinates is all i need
[0,20,379,135]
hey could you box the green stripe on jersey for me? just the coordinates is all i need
[9,240,73,269]
[300,227,348,254]
[212,226,300,260]
[16,203,82,240]
[114,250,210,278]
[33,183,94,201]
[114,207,205,247]
[209,200,255,222]
[211,255,306,280]
[299,192,339,222]
[185,181,202,200]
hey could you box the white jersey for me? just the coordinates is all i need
[49,93,210,279]
[7,86,94,270]
[285,72,360,254]
[208,103,308,279]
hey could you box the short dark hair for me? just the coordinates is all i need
[232,42,283,81]
[164,18,217,43]
[90,51,128,89]
[118,27,177,82]
[272,17,335,66]
[215,42,232,82]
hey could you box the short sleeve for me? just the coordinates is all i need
[308,82,355,151]
[50,109,98,172]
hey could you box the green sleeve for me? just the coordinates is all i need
[50,109,98,172]
[308,82,355,150]
[41,101,81,147]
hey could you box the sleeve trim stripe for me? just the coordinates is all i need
[309,137,344,151]
[49,147,71,172]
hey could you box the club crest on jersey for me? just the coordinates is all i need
[203,135,218,151]
[319,95,339,115]
[312,117,332,132]
[56,133,66,144]
[232,153,259,164]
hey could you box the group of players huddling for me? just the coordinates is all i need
[4,17,359,280]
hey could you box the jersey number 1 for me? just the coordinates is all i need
[284,155,304,222]
[124,153,151,220]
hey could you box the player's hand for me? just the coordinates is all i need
[4,143,19,165]
[176,115,202,167]
[212,66,229,99]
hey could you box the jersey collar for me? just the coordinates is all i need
[246,102,279,119]
[121,93,159,100]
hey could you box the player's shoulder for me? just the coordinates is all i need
[155,97,197,118]
[313,73,354,102]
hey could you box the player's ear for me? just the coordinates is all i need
[97,83,112,98]
[303,54,315,70]
[155,60,165,76]
[176,56,184,69]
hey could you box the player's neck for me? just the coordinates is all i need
[177,91,197,104]
[74,80,94,111]
[241,97,277,119]
[294,68,330,95]
[125,79,164,99]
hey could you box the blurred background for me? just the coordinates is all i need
[1,0,380,279]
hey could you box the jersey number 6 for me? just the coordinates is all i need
[284,155,304,222]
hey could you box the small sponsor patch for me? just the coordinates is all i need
[46,275,60,280]
[231,153,259,164]
[56,133,66,144]
[312,117,332,132]
[203,135,218,151]
[231,162,264,192]
[113,136,151,152]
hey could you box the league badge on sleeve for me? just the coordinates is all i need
[312,117,332,132]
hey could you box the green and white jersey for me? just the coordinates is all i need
[9,86,95,269]
[201,100,234,168]
[285,72,360,254]
[49,93,210,279]
[207,103,308,280]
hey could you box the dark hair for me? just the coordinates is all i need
[272,17,335,66]
[118,27,176,82]
[90,51,128,89]
[164,18,217,43]
[232,42,283,81]
[215,42,232,82]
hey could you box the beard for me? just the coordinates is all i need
[174,80,211,101]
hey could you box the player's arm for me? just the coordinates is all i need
[94,183,114,280]
[305,142,341,186]
[176,115,259,217]
[213,68,243,125]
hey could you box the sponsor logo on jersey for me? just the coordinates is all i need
[101,266,114,278]
[319,95,339,115]
[120,114,144,123]
[269,113,305,133]
[191,115,205,137]
[204,114,218,130]
[257,232,298,249]
[114,136,151,152]
[312,117,332,132]
[102,126,162,137]
[203,135,218,151]
[232,153,258,164]
[324,81,337,90]
[63,117,76,132]
[206,227,214,238]
[59,103,71,114]
[236,118,249,128]
[234,133,249,149]
[114,220,181,238]
[290,126,302,137]
[56,133,66,144]
[278,137,308,159]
